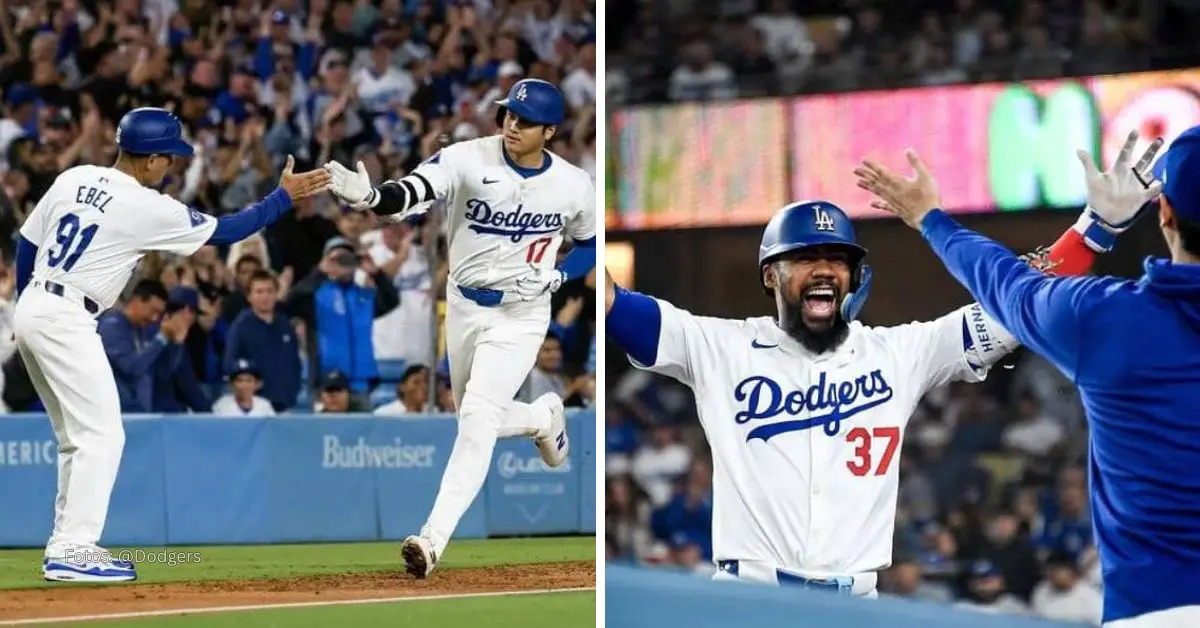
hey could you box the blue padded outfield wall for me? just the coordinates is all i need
[0,411,595,547]
[607,566,1082,628]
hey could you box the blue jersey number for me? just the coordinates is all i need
[45,214,99,272]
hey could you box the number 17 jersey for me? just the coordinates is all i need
[632,298,986,576]
[20,165,217,309]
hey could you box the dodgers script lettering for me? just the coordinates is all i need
[464,199,563,243]
[733,371,895,442]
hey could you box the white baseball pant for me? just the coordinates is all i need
[1105,606,1200,627]
[13,283,124,556]
[419,285,554,558]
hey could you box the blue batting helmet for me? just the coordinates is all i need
[758,201,873,321]
[494,79,565,127]
[115,107,194,157]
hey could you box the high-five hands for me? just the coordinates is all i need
[853,149,942,229]
[324,160,376,209]
[1073,130,1164,252]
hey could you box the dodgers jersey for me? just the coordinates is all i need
[20,165,217,309]
[635,299,986,575]
[406,136,595,292]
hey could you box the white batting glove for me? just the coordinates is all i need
[324,160,377,210]
[1073,129,1165,253]
[514,269,566,301]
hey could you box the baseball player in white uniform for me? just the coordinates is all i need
[323,79,596,578]
[15,107,329,582]
[604,135,1158,595]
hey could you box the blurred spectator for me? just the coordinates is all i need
[1002,394,1065,458]
[1036,466,1093,558]
[219,254,265,324]
[881,554,954,603]
[374,364,430,416]
[365,221,437,367]
[955,559,1030,615]
[285,237,399,395]
[1031,551,1103,625]
[314,369,361,414]
[211,359,275,417]
[224,269,303,412]
[650,459,713,562]
[151,287,212,413]
[632,424,692,507]
[668,41,737,102]
[517,332,568,403]
[982,511,1042,602]
[98,279,176,413]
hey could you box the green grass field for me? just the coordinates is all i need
[0,536,596,627]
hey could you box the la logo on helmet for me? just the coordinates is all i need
[813,206,836,232]
[516,84,528,101]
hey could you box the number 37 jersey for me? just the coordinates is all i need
[633,298,987,576]
[20,165,217,309]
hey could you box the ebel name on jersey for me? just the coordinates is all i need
[733,371,895,442]
[464,199,563,243]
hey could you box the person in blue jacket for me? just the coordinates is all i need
[855,129,1200,627]
[150,286,211,414]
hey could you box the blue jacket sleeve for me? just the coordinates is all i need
[920,210,1103,381]
[297,42,316,80]
[254,38,273,80]
[222,317,243,376]
[170,345,211,412]
[557,237,596,281]
[15,235,36,296]
[99,319,169,379]
[606,284,662,367]
[207,188,293,245]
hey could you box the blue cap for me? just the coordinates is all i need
[5,84,36,108]
[229,359,262,379]
[1151,125,1200,221]
[271,10,289,25]
[970,559,1001,578]
[167,286,201,310]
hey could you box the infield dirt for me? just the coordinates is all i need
[0,560,595,621]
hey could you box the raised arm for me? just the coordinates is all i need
[323,148,458,221]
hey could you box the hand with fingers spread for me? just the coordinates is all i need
[1073,129,1164,253]
[853,149,943,229]
[278,155,333,201]
[324,159,377,209]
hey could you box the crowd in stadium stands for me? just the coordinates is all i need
[0,0,597,415]
[605,351,1104,623]
[607,0,1200,104]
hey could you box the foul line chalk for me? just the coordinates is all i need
[0,586,596,625]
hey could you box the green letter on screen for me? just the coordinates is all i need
[988,83,1098,211]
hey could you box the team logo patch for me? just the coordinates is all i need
[516,84,528,101]
[187,207,208,227]
[733,371,895,442]
[813,206,836,232]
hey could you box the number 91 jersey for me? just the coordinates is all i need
[407,136,595,291]
[20,165,217,309]
[631,298,988,576]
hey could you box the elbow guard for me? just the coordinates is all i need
[961,303,1021,372]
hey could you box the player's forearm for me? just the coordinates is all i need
[367,174,436,216]
[207,188,292,245]
[557,237,596,281]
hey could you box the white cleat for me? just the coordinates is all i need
[43,546,136,583]
[401,535,437,579]
[534,393,569,468]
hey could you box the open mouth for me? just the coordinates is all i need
[802,284,838,318]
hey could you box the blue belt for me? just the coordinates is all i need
[457,285,505,307]
[717,560,854,594]
[43,280,100,315]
